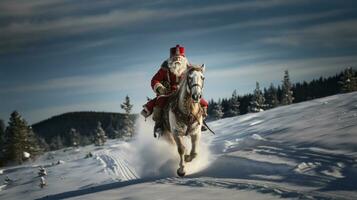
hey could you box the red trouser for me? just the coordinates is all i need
[144,95,208,114]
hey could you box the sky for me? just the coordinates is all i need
[0,0,357,124]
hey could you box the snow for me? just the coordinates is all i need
[1,92,357,200]
[251,133,266,140]
[68,178,280,200]
[0,184,6,192]
[23,152,30,159]
[250,120,264,126]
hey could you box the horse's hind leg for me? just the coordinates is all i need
[185,133,200,162]
[174,135,186,177]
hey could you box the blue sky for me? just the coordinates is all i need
[0,0,357,124]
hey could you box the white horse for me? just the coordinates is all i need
[161,64,206,177]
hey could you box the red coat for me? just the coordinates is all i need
[151,61,183,94]
[145,60,208,112]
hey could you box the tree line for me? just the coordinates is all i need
[207,67,357,120]
[0,95,135,166]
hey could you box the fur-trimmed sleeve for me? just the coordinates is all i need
[151,66,168,92]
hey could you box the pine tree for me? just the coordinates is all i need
[0,119,5,166]
[263,87,269,107]
[105,116,119,139]
[0,119,5,140]
[50,135,63,150]
[94,121,107,146]
[211,102,224,120]
[281,70,294,105]
[250,82,265,112]
[3,111,40,164]
[80,135,91,146]
[265,83,279,108]
[68,128,80,148]
[27,127,42,156]
[0,119,5,145]
[37,137,50,152]
[226,90,240,117]
[120,95,134,139]
[339,67,357,93]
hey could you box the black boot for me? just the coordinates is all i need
[153,122,163,138]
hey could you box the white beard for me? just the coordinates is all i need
[167,56,189,76]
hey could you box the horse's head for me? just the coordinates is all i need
[186,64,205,103]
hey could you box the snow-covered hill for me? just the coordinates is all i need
[1,92,357,200]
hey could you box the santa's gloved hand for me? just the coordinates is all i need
[156,85,167,95]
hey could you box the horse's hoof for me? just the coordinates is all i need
[177,168,186,177]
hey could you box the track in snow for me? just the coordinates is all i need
[96,150,138,181]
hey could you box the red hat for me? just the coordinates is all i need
[170,45,185,58]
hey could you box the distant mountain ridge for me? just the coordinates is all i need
[32,111,137,145]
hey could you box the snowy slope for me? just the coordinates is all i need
[1,92,357,200]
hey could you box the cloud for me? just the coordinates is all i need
[262,19,357,47]
[238,9,346,28]
[0,9,159,43]
[207,55,356,80]
[0,0,142,17]
[0,0,313,52]
[176,9,347,38]
[0,0,64,16]
[179,0,310,16]
[0,0,307,18]
[190,50,277,68]
[0,70,148,95]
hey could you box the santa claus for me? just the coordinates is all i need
[141,45,208,136]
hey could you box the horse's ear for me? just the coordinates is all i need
[201,64,205,72]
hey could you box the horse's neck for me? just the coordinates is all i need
[178,79,200,115]
[178,84,188,114]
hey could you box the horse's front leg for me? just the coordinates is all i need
[173,134,186,177]
[185,130,201,162]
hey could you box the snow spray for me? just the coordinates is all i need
[130,116,212,178]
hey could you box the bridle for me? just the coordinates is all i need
[186,68,205,94]
[189,83,202,90]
